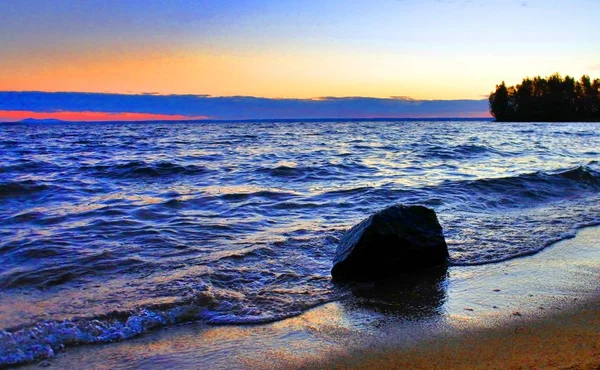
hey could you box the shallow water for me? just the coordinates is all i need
[1,120,599,365]
[21,226,600,370]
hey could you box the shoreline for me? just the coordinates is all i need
[27,225,600,369]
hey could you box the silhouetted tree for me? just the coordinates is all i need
[488,82,513,121]
[591,78,600,117]
[489,73,600,121]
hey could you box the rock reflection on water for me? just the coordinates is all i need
[341,265,448,320]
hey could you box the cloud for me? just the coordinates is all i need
[590,64,600,71]
[389,96,419,101]
[0,91,490,121]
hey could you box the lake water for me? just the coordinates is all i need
[1,120,599,365]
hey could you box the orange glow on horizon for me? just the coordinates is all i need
[0,110,207,122]
[0,48,509,100]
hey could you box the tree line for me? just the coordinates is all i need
[489,73,600,122]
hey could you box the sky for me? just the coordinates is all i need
[1,0,599,121]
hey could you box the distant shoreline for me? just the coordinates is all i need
[494,119,600,123]
[489,73,600,122]
[8,117,600,124]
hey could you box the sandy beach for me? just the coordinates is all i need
[28,225,600,369]
[321,301,600,369]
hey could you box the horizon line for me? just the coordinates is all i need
[3,116,494,124]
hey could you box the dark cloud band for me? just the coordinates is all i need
[0,91,489,120]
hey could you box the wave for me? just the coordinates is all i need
[258,162,376,180]
[257,165,324,178]
[218,190,298,202]
[85,161,210,179]
[313,162,600,208]
[557,161,600,183]
[0,180,52,198]
[450,162,600,210]
[0,302,209,367]
[436,162,600,265]
[418,144,505,160]
[0,251,148,289]
[0,160,61,174]
[0,276,333,367]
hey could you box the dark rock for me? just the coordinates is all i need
[331,204,449,281]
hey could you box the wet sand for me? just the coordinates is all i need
[31,226,600,369]
[315,301,600,369]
